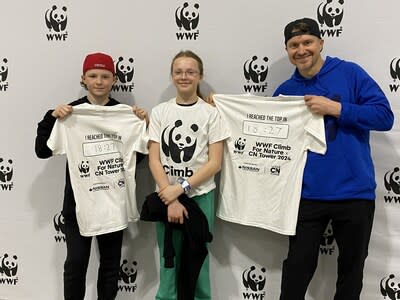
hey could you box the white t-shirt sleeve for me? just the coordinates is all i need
[148,106,161,143]
[131,118,149,154]
[305,114,326,155]
[208,108,230,144]
[47,118,67,155]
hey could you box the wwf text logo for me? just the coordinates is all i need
[118,259,138,293]
[0,253,19,285]
[45,5,69,41]
[0,158,14,191]
[112,56,135,93]
[175,2,200,40]
[243,56,268,94]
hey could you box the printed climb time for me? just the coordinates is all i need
[83,140,122,157]
[243,120,289,139]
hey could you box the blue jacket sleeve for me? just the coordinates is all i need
[338,65,394,131]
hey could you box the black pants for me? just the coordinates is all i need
[63,217,123,300]
[280,199,375,300]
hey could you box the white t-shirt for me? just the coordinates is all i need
[213,94,326,235]
[47,103,148,236]
[148,98,229,197]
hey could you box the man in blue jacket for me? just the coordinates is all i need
[274,17,394,300]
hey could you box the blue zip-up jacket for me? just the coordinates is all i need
[273,56,394,201]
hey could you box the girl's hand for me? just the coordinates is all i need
[158,184,183,205]
[167,200,189,224]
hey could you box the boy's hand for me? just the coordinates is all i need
[52,105,73,119]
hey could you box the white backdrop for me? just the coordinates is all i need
[0,1,399,299]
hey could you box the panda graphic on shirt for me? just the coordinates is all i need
[161,119,199,163]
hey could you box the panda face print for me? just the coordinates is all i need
[172,124,198,150]
[161,120,199,163]
[325,0,343,18]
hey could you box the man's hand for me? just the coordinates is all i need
[304,95,341,117]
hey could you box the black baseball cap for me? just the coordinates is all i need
[284,18,321,44]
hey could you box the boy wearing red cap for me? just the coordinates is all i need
[35,52,147,300]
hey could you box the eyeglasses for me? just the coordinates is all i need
[172,70,199,78]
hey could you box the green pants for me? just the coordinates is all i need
[155,190,215,300]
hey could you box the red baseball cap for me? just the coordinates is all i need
[82,52,115,75]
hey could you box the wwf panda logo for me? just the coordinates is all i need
[161,120,199,163]
[390,57,400,81]
[0,58,8,82]
[175,2,200,31]
[380,274,400,300]
[0,158,13,182]
[242,265,266,292]
[45,5,68,32]
[317,0,344,28]
[234,138,246,151]
[384,167,400,195]
[119,259,138,284]
[78,161,89,174]
[53,212,65,234]
[116,56,134,83]
[244,56,269,84]
[0,253,18,277]
[320,220,334,246]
